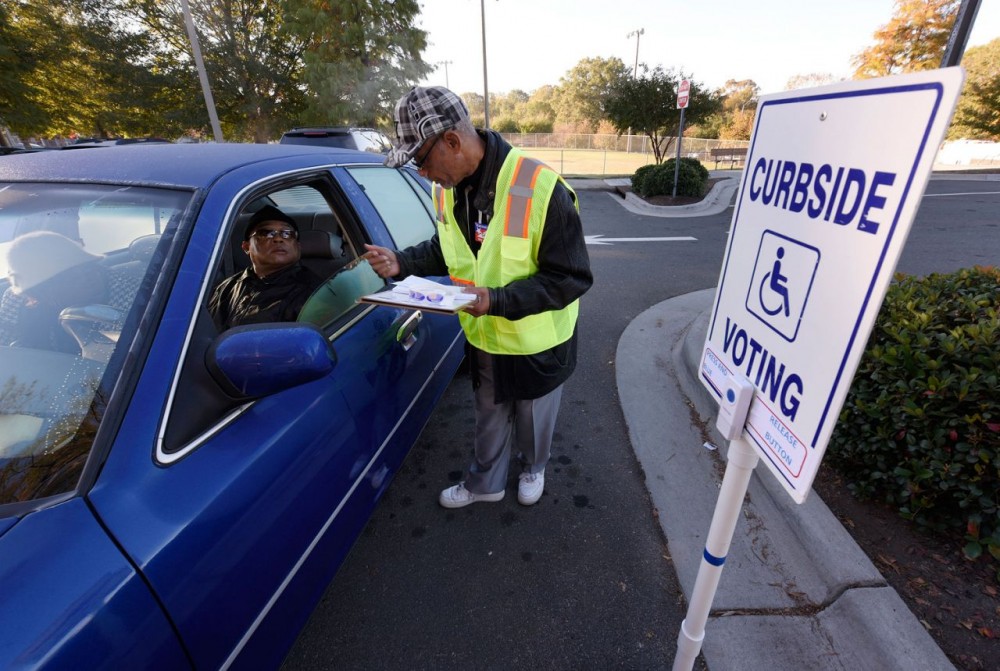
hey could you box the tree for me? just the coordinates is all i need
[603,66,720,164]
[460,92,486,127]
[948,38,1000,140]
[715,79,758,141]
[852,0,959,78]
[3,0,433,142]
[491,89,529,119]
[0,0,49,142]
[785,73,837,91]
[286,0,432,131]
[553,57,630,132]
[119,0,307,142]
[0,0,186,141]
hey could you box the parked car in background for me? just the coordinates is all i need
[64,136,174,148]
[279,126,393,154]
[0,143,464,669]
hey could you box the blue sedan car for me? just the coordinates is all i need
[0,144,465,669]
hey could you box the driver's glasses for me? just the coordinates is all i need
[252,228,298,241]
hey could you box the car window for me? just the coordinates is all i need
[0,183,191,508]
[355,130,391,154]
[225,183,353,283]
[296,259,384,331]
[346,166,436,249]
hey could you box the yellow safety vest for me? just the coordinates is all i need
[434,150,580,355]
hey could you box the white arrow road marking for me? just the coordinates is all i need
[586,235,697,246]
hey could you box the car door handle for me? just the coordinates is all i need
[395,310,422,351]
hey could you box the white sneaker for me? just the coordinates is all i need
[517,471,544,505]
[439,483,504,509]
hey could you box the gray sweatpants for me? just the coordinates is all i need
[463,349,563,495]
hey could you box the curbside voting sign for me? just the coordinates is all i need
[700,68,965,504]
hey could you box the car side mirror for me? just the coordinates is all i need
[207,323,336,399]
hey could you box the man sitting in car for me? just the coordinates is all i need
[209,205,323,330]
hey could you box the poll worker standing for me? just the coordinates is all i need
[363,86,592,508]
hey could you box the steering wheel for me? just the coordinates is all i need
[59,304,123,362]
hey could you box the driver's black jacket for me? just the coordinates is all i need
[209,263,322,330]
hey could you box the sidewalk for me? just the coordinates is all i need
[615,291,954,670]
[602,172,963,669]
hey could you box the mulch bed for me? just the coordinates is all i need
[812,465,998,670]
[614,178,724,206]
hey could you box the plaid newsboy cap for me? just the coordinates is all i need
[385,86,470,168]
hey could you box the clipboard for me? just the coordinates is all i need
[358,276,477,315]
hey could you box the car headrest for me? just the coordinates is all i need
[128,234,161,263]
[299,229,344,259]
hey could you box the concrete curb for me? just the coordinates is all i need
[605,177,740,218]
[615,288,955,670]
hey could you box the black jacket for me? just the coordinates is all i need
[209,263,323,330]
[396,130,593,402]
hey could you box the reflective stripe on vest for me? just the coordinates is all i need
[505,157,545,239]
[432,151,580,355]
[435,187,446,224]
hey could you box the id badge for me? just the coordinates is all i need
[474,220,488,243]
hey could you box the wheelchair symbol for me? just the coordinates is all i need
[745,231,820,343]
[759,247,791,318]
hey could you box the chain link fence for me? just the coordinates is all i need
[500,133,751,177]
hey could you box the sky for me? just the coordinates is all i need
[415,0,1000,97]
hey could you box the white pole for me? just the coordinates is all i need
[673,436,760,671]
[180,0,223,142]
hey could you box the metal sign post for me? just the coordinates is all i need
[672,79,691,198]
[941,0,981,67]
[672,67,965,670]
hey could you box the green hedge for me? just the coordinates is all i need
[631,158,708,198]
[827,266,1000,568]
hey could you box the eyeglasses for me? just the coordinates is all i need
[252,228,298,241]
[412,135,442,169]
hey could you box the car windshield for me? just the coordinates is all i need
[0,183,191,508]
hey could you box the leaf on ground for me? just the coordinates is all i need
[977,627,994,638]
[876,553,900,572]
[960,619,974,630]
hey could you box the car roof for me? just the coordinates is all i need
[283,127,379,133]
[0,143,385,189]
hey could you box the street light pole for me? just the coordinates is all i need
[627,28,644,78]
[438,60,454,89]
[626,28,644,154]
[481,0,491,128]
[180,0,223,142]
